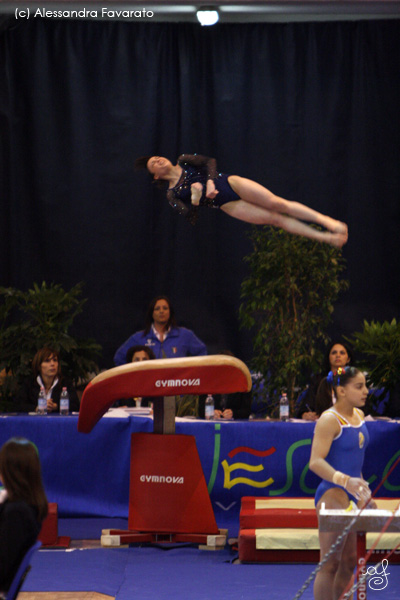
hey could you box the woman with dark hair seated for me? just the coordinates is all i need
[296,341,354,421]
[14,347,80,413]
[0,437,48,596]
[114,345,157,408]
[125,344,156,364]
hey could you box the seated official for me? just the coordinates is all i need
[198,391,252,420]
[198,351,252,420]
[295,341,354,421]
[114,345,157,408]
[383,386,400,418]
[14,347,79,413]
[0,438,48,596]
[114,295,207,365]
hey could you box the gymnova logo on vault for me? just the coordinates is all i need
[154,378,200,388]
[139,475,184,484]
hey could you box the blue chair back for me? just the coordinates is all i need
[5,540,41,600]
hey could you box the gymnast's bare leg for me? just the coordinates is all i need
[313,489,356,600]
[223,176,348,247]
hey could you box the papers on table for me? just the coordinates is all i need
[104,407,153,418]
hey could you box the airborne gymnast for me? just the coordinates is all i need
[135,153,348,247]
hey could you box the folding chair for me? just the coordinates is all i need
[5,540,41,600]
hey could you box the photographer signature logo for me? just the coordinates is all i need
[367,559,390,591]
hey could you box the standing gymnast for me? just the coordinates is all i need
[135,154,348,247]
[309,366,374,600]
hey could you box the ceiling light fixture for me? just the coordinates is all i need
[196,7,219,26]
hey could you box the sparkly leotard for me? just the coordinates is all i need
[166,154,240,218]
[314,407,369,506]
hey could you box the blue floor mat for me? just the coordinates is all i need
[23,546,400,600]
[58,517,129,540]
[24,548,129,596]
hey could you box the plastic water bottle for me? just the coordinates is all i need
[60,387,69,416]
[37,386,47,415]
[279,392,289,421]
[205,394,215,420]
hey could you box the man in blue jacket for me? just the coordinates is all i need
[114,296,207,366]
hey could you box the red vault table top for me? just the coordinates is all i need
[78,355,252,433]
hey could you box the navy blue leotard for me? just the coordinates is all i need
[314,407,369,506]
[166,154,240,217]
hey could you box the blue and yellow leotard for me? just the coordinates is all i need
[314,407,369,506]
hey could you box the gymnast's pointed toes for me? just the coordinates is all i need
[333,221,348,237]
[330,232,348,248]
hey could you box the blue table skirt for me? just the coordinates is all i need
[0,416,399,523]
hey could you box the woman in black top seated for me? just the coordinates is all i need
[296,341,354,420]
[15,347,79,413]
[114,345,157,408]
[198,391,252,420]
[0,437,48,595]
[198,351,252,420]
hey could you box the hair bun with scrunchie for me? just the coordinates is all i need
[328,366,350,386]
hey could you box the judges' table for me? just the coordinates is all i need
[0,415,399,525]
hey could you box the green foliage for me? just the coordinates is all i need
[0,281,102,410]
[239,226,349,414]
[175,395,199,417]
[346,319,400,393]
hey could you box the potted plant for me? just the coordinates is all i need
[239,226,349,417]
[346,319,400,417]
[0,281,102,411]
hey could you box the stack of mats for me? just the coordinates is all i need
[39,503,71,548]
[238,496,400,563]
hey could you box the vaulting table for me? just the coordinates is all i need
[78,355,252,547]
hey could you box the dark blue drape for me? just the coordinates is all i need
[1,19,399,366]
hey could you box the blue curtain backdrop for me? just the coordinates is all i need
[1,18,399,366]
